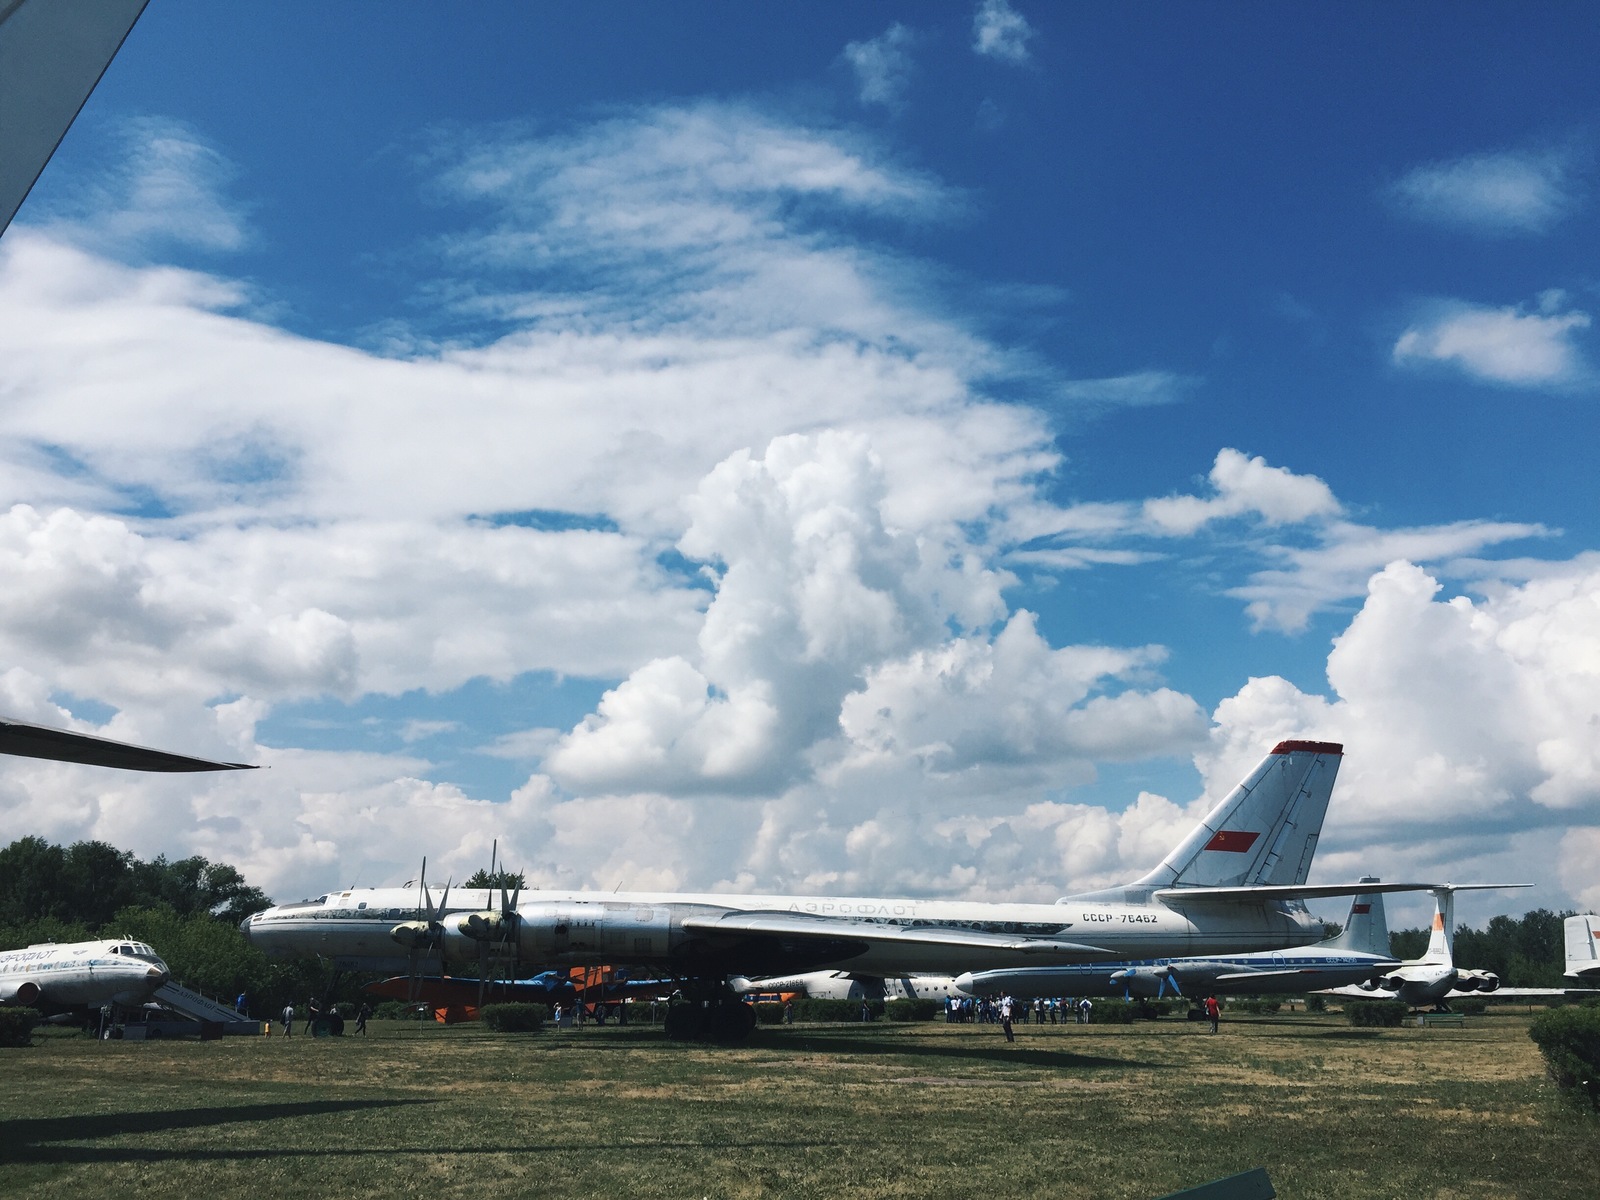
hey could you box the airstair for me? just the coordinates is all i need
[151,983,264,1035]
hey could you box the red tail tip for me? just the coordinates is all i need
[1270,739,1343,756]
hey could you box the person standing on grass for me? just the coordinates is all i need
[999,995,1015,1043]
[280,1001,294,1037]
[355,1002,371,1036]
[1078,996,1093,1024]
[305,996,321,1036]
[1205,994,1221,1034]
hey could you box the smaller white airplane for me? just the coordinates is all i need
[730,971,965,1002]
[953,882,1403,1000]
[1326,885,1529,1009]
[736,885,1404,1002]
[0,938,172,1014]
[1564,914,1600,983]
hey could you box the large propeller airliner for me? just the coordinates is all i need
[243,740,1464,1039]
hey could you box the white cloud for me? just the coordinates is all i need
[32,118,250,259]
[1144,448,1342,536]
[843,24,916,110]
[1230,518,1549,633]
[972,0,1035,64]
[1393,299,1592,388]
[1206,555,1600,917]
[1386,147,1578,235]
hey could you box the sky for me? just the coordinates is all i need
[2,1,1598,930]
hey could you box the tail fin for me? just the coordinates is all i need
[1132,740,1343,890]
[1420,889,1455,966]
[1565,915,1600,981]
[1322,878,1391,956]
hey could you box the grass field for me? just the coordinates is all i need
[3,1011,1597,1199]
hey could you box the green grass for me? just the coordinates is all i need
[2,1012,1596,1199]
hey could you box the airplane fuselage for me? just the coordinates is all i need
[243,885,1327,979]
[0,938,171,1014]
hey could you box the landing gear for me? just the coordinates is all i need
[664,981,757,1043]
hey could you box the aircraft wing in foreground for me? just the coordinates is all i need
[0,716,257,772]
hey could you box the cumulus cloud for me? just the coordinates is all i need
[1144,448,1342,536]
[1206,555,1600,919]
[546,429,1167,797]
[972,0,1035,64]
[843,25,916,110]
[1393,297,1592,388]
[1386,147,1579,235]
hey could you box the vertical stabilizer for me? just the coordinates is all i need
[1565,915,1600,981]
[1323,878,1390,957]
[1421,889,1455,966]
[1132,741,1343,890]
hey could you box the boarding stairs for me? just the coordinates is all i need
[151,983,263,1035]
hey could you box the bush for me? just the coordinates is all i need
[1529,1006,1600,1112]
[790,998,882,1023]
[1304,994,1326,1012]
[1345,1000,1408,1027]
[1075,998,1164,1030]
[0,1007,40,1047]
[479,1003,549,1033]
[885,998,942,1022]
[1455,998,1488,1015]
[752,1002,787,1025]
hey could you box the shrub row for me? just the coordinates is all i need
[1529,1005,1600,1113]
[1345,1000,1408,1027]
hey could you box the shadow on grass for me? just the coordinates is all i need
[8,1130,868,1166]
[756,1027,1164,1070]
[1,1099,434,1164]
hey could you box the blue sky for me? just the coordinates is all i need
[2,2,1597,928]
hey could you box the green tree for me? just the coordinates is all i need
[464,868,525,891]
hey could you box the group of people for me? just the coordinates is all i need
[945,995,1095,1026]
[275,998,372,1037]
[954,993,1224,1039]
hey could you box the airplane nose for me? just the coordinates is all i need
[239,914,253,934]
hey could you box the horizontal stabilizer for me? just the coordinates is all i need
[1155,882,1530,904]
[680,911,1117,960]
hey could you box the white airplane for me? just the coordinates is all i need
[953,881,1404,1000]
[1325,885,1530,1009]
[242,740,1458,1039]
[730,970,966,1002]
[1564,915,1600,983]
[0,937,171,1015]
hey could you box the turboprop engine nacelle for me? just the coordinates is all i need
[390,921,442,951]
[1108,966,1173,998]
[1456,970,1500,993]
[437,910,517,964]
[513,900,680,967]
